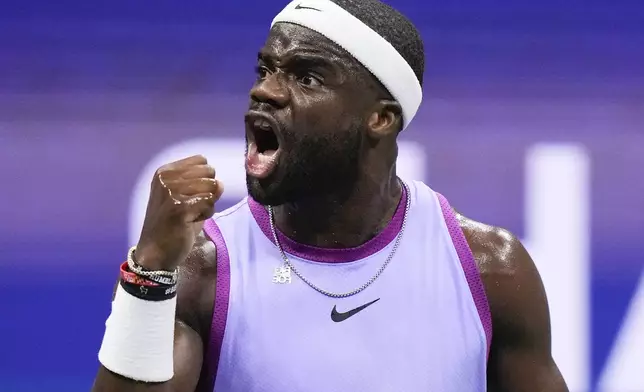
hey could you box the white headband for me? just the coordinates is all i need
[271,0,422,130]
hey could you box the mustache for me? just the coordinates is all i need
[247,104,289,134]
[248,102,277,116]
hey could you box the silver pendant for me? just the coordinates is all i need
[272,265,292,284]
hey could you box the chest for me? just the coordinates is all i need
[214,237,487,391]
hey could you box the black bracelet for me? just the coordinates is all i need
[119,279,177,302]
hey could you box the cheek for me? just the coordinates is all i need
[293,93,361,132]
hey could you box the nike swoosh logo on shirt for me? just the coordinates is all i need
[331,298,380,322]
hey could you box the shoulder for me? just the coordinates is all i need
[455,212,529,281]
[176,231,218,339]
[454,211,549,338]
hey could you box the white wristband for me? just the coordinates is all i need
[98,284,177,382]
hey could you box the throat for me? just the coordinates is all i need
[271,180,404,249]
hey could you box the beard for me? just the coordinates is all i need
[247,123,363,206]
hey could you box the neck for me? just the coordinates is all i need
[272,174,403,248]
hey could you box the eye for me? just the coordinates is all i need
[298,73,323,87]
[255,65,270,79]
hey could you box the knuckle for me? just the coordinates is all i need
[156,163,173,174]
[196,178,217,190]
[190,155,208,165]
[155,166,174,180]
[156,171,174,186]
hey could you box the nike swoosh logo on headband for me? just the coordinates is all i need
[295,3,322,11]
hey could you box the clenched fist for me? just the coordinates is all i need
[134,155,224,271]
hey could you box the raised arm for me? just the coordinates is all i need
[91,155,222,392]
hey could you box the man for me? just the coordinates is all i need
[92,0,569,391]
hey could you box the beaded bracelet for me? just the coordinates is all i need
[127,246,179,285]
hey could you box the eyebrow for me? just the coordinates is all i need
[257,51,336,70]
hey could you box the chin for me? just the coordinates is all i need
[246,175,289,206]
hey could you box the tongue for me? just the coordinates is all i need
[246,142,279,179]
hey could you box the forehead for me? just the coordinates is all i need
[260,23,353,62]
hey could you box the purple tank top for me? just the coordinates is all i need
[199,180,492,391]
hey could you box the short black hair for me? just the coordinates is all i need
[331,0,425,87]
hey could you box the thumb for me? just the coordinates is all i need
[183,193,216,223]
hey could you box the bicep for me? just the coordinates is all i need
[92,320,203,392]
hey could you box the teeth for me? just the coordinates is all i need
[253,119,272,131]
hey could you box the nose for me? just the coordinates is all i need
[250,72,289,108]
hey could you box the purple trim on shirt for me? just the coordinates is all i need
[197,219,231,391]
[247,184,408,263]
[436,192,493,359]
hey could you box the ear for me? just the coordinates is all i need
[366,100,403,139]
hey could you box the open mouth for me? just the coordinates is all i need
[245,112,282,179]
[252,118,280,154]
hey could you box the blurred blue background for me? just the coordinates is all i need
[1,0,643,391]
